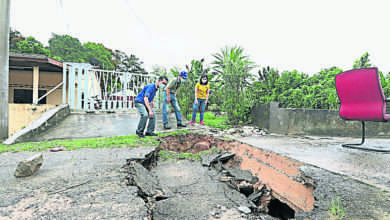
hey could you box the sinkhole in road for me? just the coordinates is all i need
[122,133,317,219]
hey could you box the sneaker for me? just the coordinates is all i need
[145,132,158,136]
[177,123,187,127]
[163,124,171,129]
[199,121,205,125]
[188,121,195,124]
[136,131,145,138]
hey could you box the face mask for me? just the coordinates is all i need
[159,84,166,89]
[202,79,207,83]
[181,79,186,83]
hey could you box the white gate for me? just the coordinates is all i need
[62,62,159,112]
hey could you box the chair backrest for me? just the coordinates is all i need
[335,67,386,121]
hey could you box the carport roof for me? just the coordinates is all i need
[9,52,63,72]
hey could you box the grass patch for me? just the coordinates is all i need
[0,124,224,154]
[0,130,200,153]
[187,111,231,130]
[329,197,345,219]
[199,146,222,155]
[159,150,201,161]
[218,136,234,141]
[158,146,222,162]
[158,129,191,136]
[0,135,160,153]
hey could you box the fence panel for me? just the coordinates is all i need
[63,63,158,112]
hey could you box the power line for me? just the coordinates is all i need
[57,0,70,33]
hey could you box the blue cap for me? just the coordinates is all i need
[180,71,188,79]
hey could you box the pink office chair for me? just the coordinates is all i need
[335,67,390,152]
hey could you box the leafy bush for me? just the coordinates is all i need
[212,46,256,124]
[248,66,344,110]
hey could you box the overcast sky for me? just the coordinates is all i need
[9,0,390,74]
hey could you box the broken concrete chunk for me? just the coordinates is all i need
[14,153,43,178]
[125,147,158,170]
[248,191,264,204]
[222,165,253,182]
[201,153,221,167]
[128,162,163,198]
[219,176,233,182]
[47,147,66,152]
[212,160,223,172]
[218,152,235,162]
[237,206,251,214]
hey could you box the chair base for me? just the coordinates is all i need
[342,121,390,153]
[342,143,390,153]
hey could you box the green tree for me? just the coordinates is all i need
[48,33,84,62]
[249,66,343,110]
[353,52,371,69]
[132,54,147,74]
[212,46,256,124]
[82,42,114,70]
[150,65,167,76]
[251,66,280,103]
[9,28,25,52]
[17,36,50,56]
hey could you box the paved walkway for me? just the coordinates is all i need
[32,112,139,141]
[30,111,183,142]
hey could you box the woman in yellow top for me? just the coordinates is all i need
[188,74,210,125]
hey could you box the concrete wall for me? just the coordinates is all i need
[3,104,70,144]
[252,102,390,137]
[8,103,57,136]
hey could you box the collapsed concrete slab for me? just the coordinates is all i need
[200,153,220,167]
[158,133,315,215]
[120,146,165,204]
[124,162,165,199]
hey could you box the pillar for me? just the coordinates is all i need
[0,0,10,139]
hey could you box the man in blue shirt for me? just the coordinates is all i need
[134,75,168,138]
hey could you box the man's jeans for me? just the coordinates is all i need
[192,98,206,122]
[135,102,155,134]
[162,92,182,125]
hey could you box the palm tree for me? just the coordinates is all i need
[211,46,256,124]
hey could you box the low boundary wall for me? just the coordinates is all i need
[252,102,390,137]
[3,104,70,144]
[8,104,57,137]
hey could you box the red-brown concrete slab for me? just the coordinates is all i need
[237,134,390,192]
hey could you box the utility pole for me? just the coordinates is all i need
[0,0,10,139]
